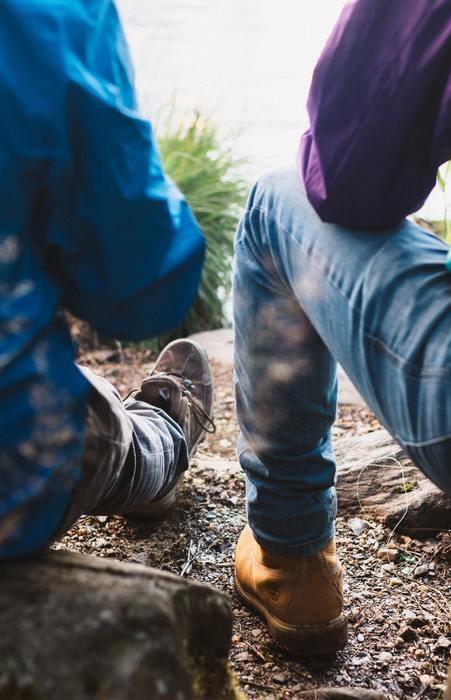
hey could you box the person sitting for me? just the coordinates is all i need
[0,0,214,560]
[233,0,451,655]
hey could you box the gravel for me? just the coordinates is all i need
[55,330,450,699]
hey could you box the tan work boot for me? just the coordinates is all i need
[234,525,347,655]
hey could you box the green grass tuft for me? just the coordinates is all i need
[155,112,248,346]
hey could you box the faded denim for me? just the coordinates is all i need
[233,168,451,556]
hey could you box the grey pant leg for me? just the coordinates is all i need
[58,367,188,532]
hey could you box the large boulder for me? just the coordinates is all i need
[0,551,235,700]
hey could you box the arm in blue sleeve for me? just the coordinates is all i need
[48,1,205,340]
[300,0,451,229]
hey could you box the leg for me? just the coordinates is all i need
[57,337,213,534]
[234,168,451,557]
[234,219,338,556]
[57,366,189,533]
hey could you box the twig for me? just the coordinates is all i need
[215,562,235,568]
[245,642,266,663]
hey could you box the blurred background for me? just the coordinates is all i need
[117,0,449,220]
[113,0,450,338]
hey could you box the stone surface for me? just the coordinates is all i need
[0,551,234,700]
[190,329,235,368]
[334,429,451,537]
[189,329,365,406]
[198,430,451,537]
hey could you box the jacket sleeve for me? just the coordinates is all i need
[47,0,205,340]
[299,0,451,230]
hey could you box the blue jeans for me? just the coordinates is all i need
[56,367,188,536]
[233,168,451,556]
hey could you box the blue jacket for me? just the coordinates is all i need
[0,0,204,558]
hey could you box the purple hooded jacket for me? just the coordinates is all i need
[300,0,451,229]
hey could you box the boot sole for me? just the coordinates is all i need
[153,338,214,457]
[235,576,348,656]
[185,339,215,456]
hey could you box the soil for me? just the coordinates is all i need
[55,330,450,699]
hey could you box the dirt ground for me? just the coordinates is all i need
[55,337,450,699]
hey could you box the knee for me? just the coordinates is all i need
[248,167,302,214]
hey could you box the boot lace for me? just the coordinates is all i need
[124,371,216,434]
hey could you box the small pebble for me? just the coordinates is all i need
[381,563,395,573]
[348,517,368,536]
[436,636,450,649]
[351,655,370,666]
[377,547,399,562]
[420,675,433,686]
[414,564,429,577]
[403,609,417,620]
[378,651,393,664]
[272,673,287,684]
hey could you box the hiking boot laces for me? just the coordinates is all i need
[124,371,216,434]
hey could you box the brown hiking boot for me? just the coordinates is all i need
[234,525,347,655]
[130,339,215,517]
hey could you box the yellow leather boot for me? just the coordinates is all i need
[234,525,347,655]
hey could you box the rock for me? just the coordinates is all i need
[351,655,370,666]
[402,609,417,620]
[335,429,451,537]
[378,652,393,665]
[389,577,402,587]
[0,551,233,700]
[377,548,399,562]
[272,673,288,684]
[420,674,433,685]
[348,518,369,536]
[436,636,451,650]
[196,455,241,476]
[381,563,395,573]
[413,563,430,577]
